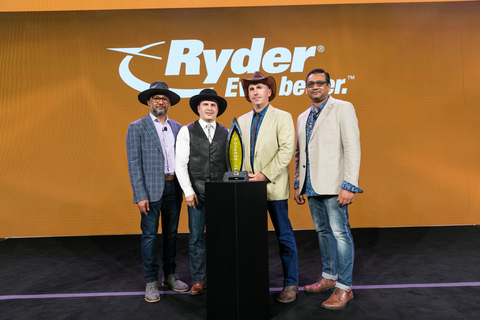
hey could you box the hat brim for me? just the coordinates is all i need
[189,95,227,117]
[138,88,181,106]
[241,76,276,103]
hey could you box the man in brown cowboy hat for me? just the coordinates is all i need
[238,71,299,303]
[127,81,190,303]
[175,88,228,295]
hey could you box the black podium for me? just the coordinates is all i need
[205,181,269,320]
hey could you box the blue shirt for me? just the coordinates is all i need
[250,104,269,169]
[294,98,363,195]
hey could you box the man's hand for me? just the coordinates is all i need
[294,189,305,205]
[248,173,268,181]
[137,200,150,215]
[186,194,198,209]
[337,190,355,207]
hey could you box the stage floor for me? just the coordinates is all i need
[1,226,479,319]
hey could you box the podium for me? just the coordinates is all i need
[205,181,269,320]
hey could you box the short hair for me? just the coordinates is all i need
[306,68,330,84]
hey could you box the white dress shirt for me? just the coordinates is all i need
[175,119,217,197]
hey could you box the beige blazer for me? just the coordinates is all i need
[238,104,295,201]
[294,97,361,195]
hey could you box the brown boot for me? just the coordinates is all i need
[304,277,336,293]
[321,287,354,310]
[277,285,299,303]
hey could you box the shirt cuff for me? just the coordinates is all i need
[294,181,299,189]
[341,180,363,193]
[183,188,196,198]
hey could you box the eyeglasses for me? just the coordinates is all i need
[306,80,328,88]
[151,96,170,103]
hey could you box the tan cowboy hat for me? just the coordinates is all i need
[241,71,276,103]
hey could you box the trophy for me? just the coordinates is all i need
[223,117,249,182]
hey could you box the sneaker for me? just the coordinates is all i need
[162,274,190,292]
[145,281,160,303]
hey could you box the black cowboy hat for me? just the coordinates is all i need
[138,81,181,106]
[189,89,227,117]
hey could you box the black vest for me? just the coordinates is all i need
[187,121,228,195]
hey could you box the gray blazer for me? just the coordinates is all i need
[126,114,182,204]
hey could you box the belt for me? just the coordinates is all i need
[165,174,175,181]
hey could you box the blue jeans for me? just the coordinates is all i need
[140,180,183,283]
[187,194,207,284]
[307,195,354,290]
[268,200,299,287]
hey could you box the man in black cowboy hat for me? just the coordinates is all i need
[238,71,299,303]
[175,88,228,296]
[127,81,189,303]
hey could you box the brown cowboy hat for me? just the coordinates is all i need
[241,71,276,103]
[189,88,227,117]
[138,81,180,106]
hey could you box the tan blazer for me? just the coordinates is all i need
[295,97,361,195]
[238,104,295,201]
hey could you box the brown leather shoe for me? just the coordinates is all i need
[304,277,336,293]
[277,285,298,303]
[190,281,206,296]
[321,287,354,310]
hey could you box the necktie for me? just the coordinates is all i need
[251,113,260,146]
[206,124,213,143]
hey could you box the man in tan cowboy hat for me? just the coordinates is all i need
[237,71,299,303]
[175,88,228,296]
[127,81,189,303]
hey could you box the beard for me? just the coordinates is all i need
[150,105,168,116]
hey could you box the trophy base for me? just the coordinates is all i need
[223,170,249,182]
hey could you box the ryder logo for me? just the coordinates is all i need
[108,39,351,98]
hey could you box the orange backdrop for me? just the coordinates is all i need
[1,1,480,237]
[1,0,471,12]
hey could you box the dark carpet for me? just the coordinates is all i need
[1,226,479,320]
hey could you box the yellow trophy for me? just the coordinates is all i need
[223,118,249,181]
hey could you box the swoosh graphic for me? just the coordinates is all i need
[110,42,211,98]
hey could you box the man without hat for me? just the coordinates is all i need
[175,89,229,295]
[237,71,299,303]
[294,68,362,310]
[127,81,189,303]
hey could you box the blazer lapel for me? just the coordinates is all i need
[310,98,335,142]
[168,119,179,139]
[241,112,253,172]
[142,114,163,154]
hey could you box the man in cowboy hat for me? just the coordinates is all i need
[127,81,189,303]
[175,88,228,295]
[238,71,299,303]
